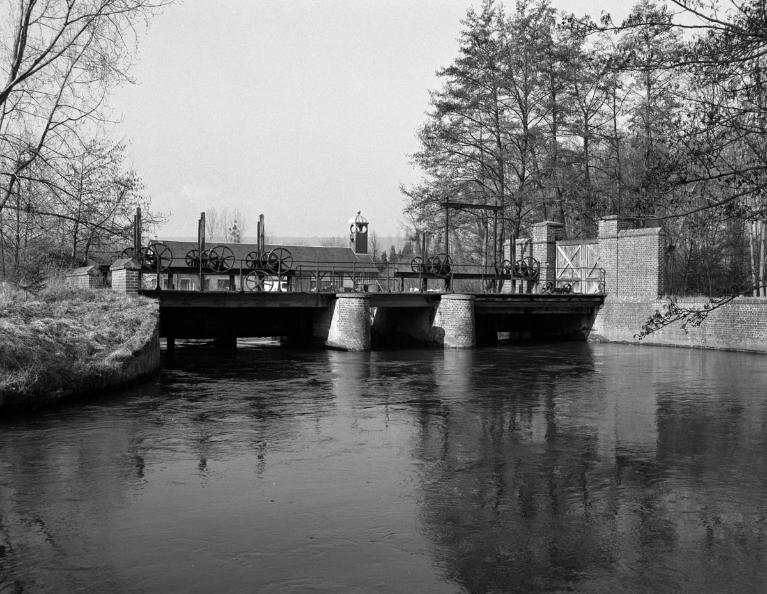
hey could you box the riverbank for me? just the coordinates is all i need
[0,285,159,412]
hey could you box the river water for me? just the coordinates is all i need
[1,342,767,593]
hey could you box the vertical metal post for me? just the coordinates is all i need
[445,202,450,260]
[198,212,206,292]
[133,207,142,258]
[134,207,142,291]
[155,252,160,291]
[493,201,498,268]
[258,214,265,254]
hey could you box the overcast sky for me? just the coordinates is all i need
[111,1,633,240]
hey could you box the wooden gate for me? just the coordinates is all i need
[555,240,603,294]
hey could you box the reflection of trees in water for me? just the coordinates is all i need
[648,350,767,591]
[413,344,767,592]
[0,347,340,591]
[165,346,338,477]
[0,406,147,592]
[413,345,612,591]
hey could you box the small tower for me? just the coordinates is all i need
[349,211,369,255]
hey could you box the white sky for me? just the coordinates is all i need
[111,1,633,239]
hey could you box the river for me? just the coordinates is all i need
[1,342,767,592]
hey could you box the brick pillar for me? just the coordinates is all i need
[109,258,141,294]
[432,294,475,348]
[326,294,371,351]
[617,228,666,299]
[598,216,665,298]
[532,221,564,286]
[598,216,629,296]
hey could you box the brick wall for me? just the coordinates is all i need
[592,295,767,353]
[616,228,665,299]
[65,266,105,289]
[65,273,92,290]
[594,217,665,299]
[111,269,140,293]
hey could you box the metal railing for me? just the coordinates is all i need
[139,258,606,296]
[547,267,606,295]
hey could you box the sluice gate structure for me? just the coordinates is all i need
[99,212,669,351]
[148,290,605,351]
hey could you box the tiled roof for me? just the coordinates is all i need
[156,240,379,273]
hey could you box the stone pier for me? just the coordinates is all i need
[326,293,371,351]
[327,293,478,350]
[431,294,476,348]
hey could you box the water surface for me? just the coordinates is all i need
[2,343,767,592]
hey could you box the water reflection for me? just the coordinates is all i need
[413,345,767,592]
[1,343,767,592]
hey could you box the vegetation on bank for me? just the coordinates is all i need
[404,0,767,298]
[0,284,158,410]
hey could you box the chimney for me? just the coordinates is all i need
[348,211,369,255]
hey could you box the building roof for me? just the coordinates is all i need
[157,240,379,274]
[66,265,101,276]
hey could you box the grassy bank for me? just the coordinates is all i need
[0,284,159,411]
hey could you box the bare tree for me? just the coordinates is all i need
[205,207,221,241]
[0,0,170,277]
[204,207,247,242]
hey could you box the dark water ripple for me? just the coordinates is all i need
[1,342,767,592]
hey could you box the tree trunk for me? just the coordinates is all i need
[750,220,759,296]
[760,220,766,296]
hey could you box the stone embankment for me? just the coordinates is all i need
[0,286,160,412]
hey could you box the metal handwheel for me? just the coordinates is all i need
[207,245,235,272]
[185,249,201,268]
[267,247,293,274]
[244,270,265,292]
[245,251,261,270]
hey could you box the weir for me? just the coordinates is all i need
[145,290,604,351]
[103,212,683,352]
